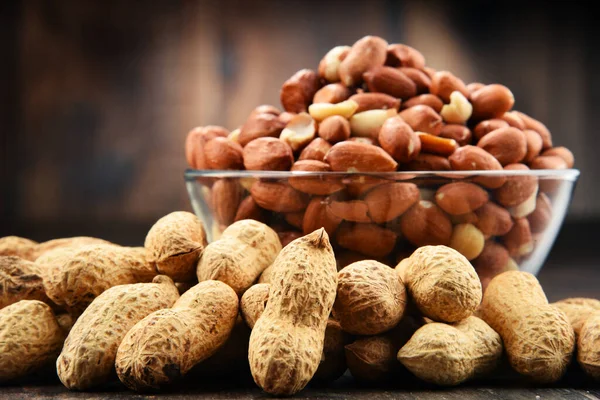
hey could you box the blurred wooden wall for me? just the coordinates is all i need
[1,0,598,242]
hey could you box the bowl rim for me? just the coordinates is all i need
[185,168,580,181]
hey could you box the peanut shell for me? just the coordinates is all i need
[115,281,238,391]
[1,256,51,309]
[405,245,482,323]
[398,316,502,386]
[145,211,207,282]
[57,276,179,390]
[0,300,64,382]
[248,229,337,396]
[479,271,575,383]
[44,244,158,316]
[578,313,600,381]
[197,220,281,296]
[334,260,406,335]
[0,236,39,261]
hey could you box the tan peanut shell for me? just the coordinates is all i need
[43,244,158,316]
[36,236,112,259]
[239,282,349,383]
[36,247,79,310]
[479,271,575,383]
[241,283,269,329]
[115,280,238,391]
[398,316,502,386]
[578,313,600,381]
[553,298,600,336]
[35,246,78,271]
[555,297,600,308]
[0,236,39,261]
[248,229,337,396]
[333,260,406,335]
[258,264,274,284]
[345,315,424,383]
[346,336,400,383]
[1,256,51,309]
[56,276,180,390]
[405,245,482,322]
[144,211,207,282]
[197,220,281,295]
[0,300,65,382]
[35,246,79,296]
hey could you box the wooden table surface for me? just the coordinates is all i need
[2,373,599,400]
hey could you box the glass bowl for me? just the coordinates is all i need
[185,169,579,281]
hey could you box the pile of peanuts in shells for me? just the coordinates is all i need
[0,36,596,397]
[0,218,599,395]
[186,35,576,289]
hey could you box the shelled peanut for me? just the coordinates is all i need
[184,35,574,285]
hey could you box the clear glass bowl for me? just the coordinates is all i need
[185,169,579,278]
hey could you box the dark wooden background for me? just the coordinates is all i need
[0,0,599,301]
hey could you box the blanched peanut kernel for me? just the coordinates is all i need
[318,46,351,82]
[350,109,397,139]
[440,91,473,124]
[308,100,359,122]
[280,113,317,151]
